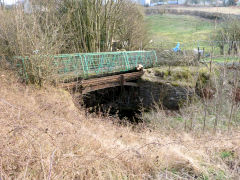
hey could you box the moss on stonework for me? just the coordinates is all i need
[141,66,215,88]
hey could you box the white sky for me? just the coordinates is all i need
[4,0,18,5]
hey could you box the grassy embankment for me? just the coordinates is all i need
[1,69,240,179]
[1,7,240,180]
[145,14,214,47]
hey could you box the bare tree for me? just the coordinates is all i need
[0,0,5,9]
[58,0,147,53]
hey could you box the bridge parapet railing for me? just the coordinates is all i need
[15,50,157,82]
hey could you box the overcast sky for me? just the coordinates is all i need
[4,0,18,5]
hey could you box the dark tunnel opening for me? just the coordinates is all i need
[81,84,142,122]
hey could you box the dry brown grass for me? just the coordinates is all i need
[163,6,240,15]
[0,69,240,179]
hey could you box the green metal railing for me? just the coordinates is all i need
[16,50,157,81]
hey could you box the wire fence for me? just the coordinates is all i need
[14,51,158,82]
[2,40,240,83]
[147,40,240,63]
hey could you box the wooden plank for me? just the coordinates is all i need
[82,82,120,94]
[124,82,139,87]
[81,71,143,85]
[59,70,144,90]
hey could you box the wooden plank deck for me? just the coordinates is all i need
[59,70,144,94]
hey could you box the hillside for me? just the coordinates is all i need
[145,14,214,44]
[0,69,240,179]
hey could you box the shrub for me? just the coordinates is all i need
[0,0,148,85]
[214,17,240,55]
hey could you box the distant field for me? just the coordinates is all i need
[145,13,240,62]
[168,6,240,15]
[145,14,214,46]
[147,6,240,15]
[205,56,240,63]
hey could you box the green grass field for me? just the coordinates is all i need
[145,14,215,47]
[204,56,240,63]
[145,14,240,62]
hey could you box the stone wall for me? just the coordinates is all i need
[139,79,193,110]
[138,66,213,110]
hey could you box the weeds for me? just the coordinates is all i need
[0,69,239,179]
[140,59,240,133]
[0,0,147,85]
[1,3,240,179]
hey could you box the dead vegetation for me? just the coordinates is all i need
[0,69,240,179]
[0,0,147,86]
[148,6,240,16]
[166,6,240,16]
[0,2,240,179]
